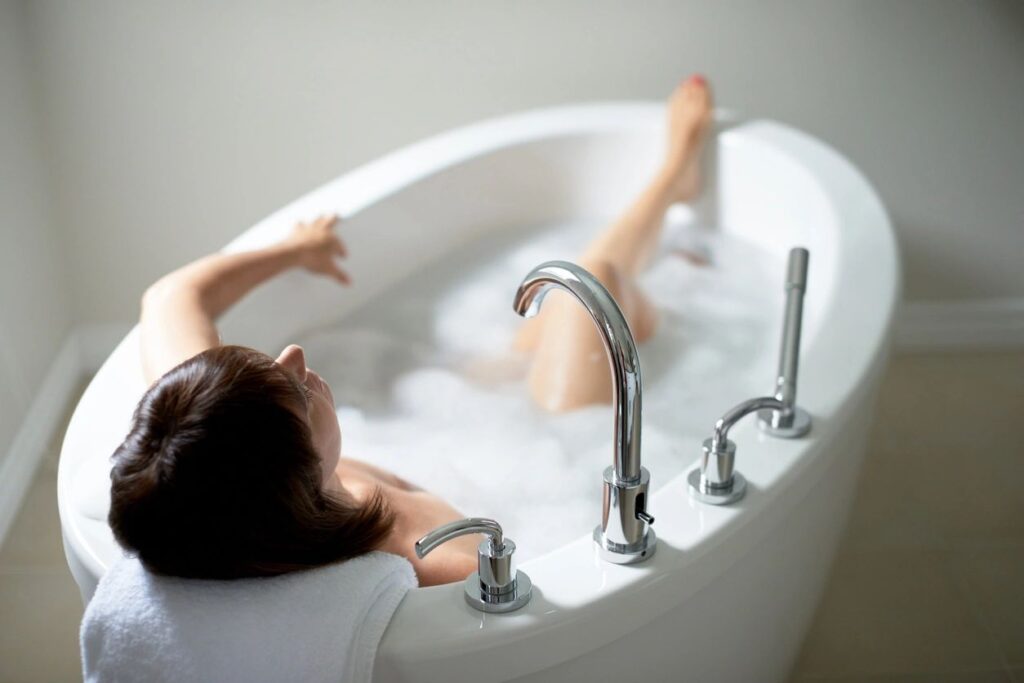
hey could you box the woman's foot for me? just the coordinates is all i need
[662,75,714,203]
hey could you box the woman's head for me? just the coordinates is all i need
[109,345,392,579]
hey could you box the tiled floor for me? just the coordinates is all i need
[789,352,1024,683]
[0,354,1021,682]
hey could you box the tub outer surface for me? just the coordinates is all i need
[57,103,897,683]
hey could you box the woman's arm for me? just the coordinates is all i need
[139,214,348,384]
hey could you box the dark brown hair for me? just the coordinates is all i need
[109,345,393,579]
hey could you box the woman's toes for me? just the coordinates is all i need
[664,74,714,202]
[670,75,713,141]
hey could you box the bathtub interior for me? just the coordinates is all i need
[294,221,783,562]
[209,121,841,563]
[217,121,838,358]
[59,112,858,603]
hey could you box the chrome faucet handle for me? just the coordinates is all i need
[415,518,532,614]
[758,247,813,438]
[689,396,784,505]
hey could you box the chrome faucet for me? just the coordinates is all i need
[758,247,812,438]
[415,518,532,613]
[688,396,784,504]
[514,260,656,564]
[689,247,813,505]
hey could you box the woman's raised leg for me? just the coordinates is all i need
[517,75,713,412]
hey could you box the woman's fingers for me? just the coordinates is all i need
[319,256,350,285]
[330,262,352,285]
[313,215,346,256]
[316,214,339,229]
[289,214,349,284]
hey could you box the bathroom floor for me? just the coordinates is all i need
[789,352,1024,683]
[0,380,88,683]
[0,354,1022,682]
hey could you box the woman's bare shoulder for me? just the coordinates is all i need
[336,457,419,492]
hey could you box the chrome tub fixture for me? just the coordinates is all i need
[415,518,532,613]
[758,247,812,438]
[688,396,785,505]
[689,247,813,506]
[514,261,656,564]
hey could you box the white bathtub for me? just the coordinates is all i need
[58,103,898,682]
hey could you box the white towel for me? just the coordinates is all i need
[80,552,417,683]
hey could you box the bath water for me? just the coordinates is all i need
[298,217,782,562]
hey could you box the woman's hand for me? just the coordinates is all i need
[140,212,351,383]
[285,214,351,285]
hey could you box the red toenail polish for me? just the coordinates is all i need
[691,74,706,85]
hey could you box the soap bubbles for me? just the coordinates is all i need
[299,218,779,562]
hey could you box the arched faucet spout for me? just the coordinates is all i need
[513,260,642,483]
[514,260,655,564]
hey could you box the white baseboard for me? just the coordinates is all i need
[895,298,1024,352]
[0,322,131,548]
[0,333,83,547]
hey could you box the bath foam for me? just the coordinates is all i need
[299,218,781,562]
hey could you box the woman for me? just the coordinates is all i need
[109,75,712,586]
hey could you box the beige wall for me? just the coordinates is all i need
[0,0,73,459]
[21,0,1024,325]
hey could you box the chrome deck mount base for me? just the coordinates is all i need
[688,468,747,506]
[757,406,812,439]
[593,525,657,564]
[463,571,533,614]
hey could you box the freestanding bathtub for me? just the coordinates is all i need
[58,103,897,682]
